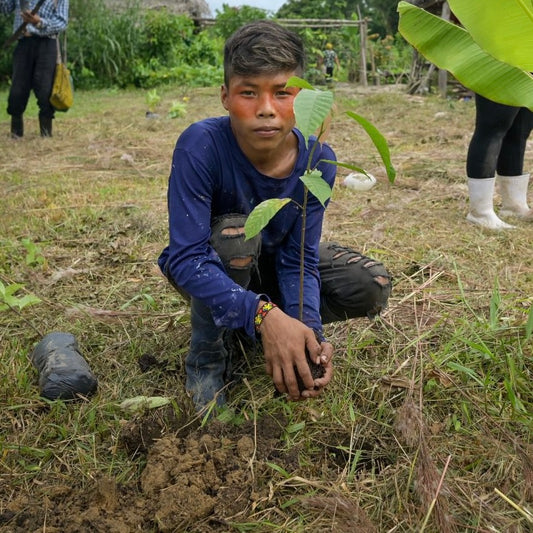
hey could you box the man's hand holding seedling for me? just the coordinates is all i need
[257,301,333,401]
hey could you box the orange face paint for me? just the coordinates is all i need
[221,72,300,165]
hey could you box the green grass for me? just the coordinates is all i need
[1,84,533,531]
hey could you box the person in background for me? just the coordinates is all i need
[0,0,69,138]
[158,20,391,414]
[466,93,533,229]
[321,42,340,83]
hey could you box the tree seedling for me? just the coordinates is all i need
[244,77,395,389]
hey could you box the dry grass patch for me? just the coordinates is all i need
[0,84,532,532]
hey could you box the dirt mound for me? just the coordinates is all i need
[1,415,295,532]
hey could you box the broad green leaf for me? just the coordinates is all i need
[398,2,533,110]
[286,75,314,90]
[1,282,24,297]
[345,111,396,184]
[300,169,332,207]
[448,0,533,71]
[293,88,334,146]
[13,295,41,310]
[244,198,291,240]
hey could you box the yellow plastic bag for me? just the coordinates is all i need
[50,61,73,112]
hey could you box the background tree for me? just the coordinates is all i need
[211,4,267,39]
[276,0,347,19]
[276,0,399,37]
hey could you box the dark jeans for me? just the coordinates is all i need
[467,93,533,178]
[247,243,390,322]
[8,36,57,120]
[168,215,392,410]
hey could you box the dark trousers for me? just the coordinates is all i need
[248,243,391,323]
[467,93,533,178]
[8,36,57,120]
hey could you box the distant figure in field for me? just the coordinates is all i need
[0,0,69,138]
[321,42,340,83]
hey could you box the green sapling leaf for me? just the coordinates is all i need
[321,159,369,175]
[294,89,334,147]
[300,169,332,207]
[244,198,291,240]
[346,111,396,183]
[286,76,314,90]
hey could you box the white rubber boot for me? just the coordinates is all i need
[466,177,515,229]
[497,173,533,220]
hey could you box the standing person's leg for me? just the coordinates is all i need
[7,39,35,138]
[33,37,57,137]
[496,107,533,219]
[318,242,391,324]
[466,94,520,229]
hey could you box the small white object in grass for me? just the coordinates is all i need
[343,172,377,191]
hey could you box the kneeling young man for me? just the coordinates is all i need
[159,20,391,413]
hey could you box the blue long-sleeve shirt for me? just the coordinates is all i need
[0,0,69,37]
[158,116,337,338]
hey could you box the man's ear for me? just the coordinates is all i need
[220,84,229,110]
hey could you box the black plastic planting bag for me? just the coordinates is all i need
[30,332,98,400]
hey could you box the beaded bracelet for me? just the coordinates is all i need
[254,302,278,333]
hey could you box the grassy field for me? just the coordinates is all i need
[0,84,532,532]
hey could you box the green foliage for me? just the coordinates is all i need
[398,1,533,109]
[277,0,347,20]
[168,100,187,119]
[244,198,292,239]
[0,0,409,90]
[68,0,145,88]
[212,4,268,39]
[448,0,533,72]
[140,9,191,65]
[0,281,41,312]
[145,88,161,112]
[368,32,412,79]
[277,0,399,37]
[21,238,45,267]
[64,0,222,89]
[300,170,332,207]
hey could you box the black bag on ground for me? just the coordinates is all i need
[30,332,98,400]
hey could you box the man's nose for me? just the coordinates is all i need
[257,94,275,117]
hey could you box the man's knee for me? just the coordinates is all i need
[318,242,392,323]
[209,214,261,288]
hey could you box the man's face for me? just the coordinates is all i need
[220,71,300,158]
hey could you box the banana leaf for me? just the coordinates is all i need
[398,1,533,110]
[448,0,533,72]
